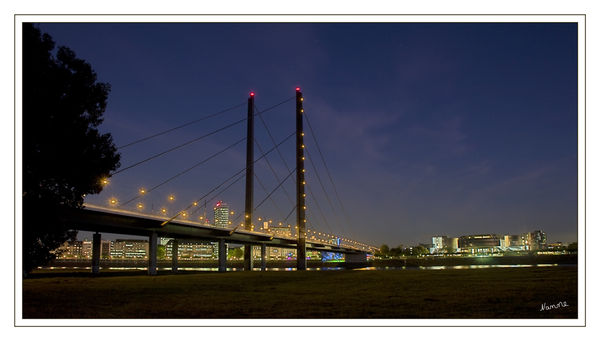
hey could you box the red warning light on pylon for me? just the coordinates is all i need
[250,92,255,97]
[296,87,301,91]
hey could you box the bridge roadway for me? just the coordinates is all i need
[58,204,369,274]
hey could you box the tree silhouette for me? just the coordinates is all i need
[22,24,120,275]
[377,244,390,257]
[389,245,404,258]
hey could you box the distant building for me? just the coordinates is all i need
[213,201,230,228]
[268,225,292,238]
[548,242,564,250]
[306,250,321,260]
[428,229,548,255]
[81,239,92,258]
[458,234,501,254]
[110,239,148,259]
[54,240,83,259]
[431,236,451,253]
[502,234,528,251]
[321,252,344,261]
[165,240,219,259]
[529,230,547,250]
[432,236,446,252]
[431,236,459,253]
[502,230,547,251]
[266,247,296,260]
[101,240,111,259]
[449,237,459,252]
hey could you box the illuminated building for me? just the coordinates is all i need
[458,234,501,254]
[165,240,219,259]
[431,236,451,253]
[321,252,344,261]
[213,201,230,228]
[54,240,83,259]
[305,250,321,260]
[434,229,548,254]
[432,236,445,250]
[81,239,92,258]
[269,225,292,238]
[110,239,149,259]
[267,247,296,260]
[449,237,459,252]
[503,234,528,251]
[529,230,547,250]
[548,242,564,250]
[101,240,111,259]
[502,230,547,251]
[431,236,459,253]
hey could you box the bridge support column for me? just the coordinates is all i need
[244,244,253,271]
[91,232,101,274]
[148,232,157,275]
[171,239,178,273]
[260,244,267,271]
[218,239,227,272]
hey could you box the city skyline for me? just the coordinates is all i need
[39,22,578,246]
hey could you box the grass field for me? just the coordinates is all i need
[22,266,577,319]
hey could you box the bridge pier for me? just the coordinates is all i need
[148,232,157,275]
[244,244,253,271]
[171,239,178,273]
[260,244,266,271]
[91,232,101,274]
[218,239,227,272]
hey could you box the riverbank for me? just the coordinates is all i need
[23,266,577,319]
[42,253,576,271]
[371,253,577,268]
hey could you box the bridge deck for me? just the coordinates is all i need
[60,204,366,254]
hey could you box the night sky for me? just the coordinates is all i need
[38,22,578,247]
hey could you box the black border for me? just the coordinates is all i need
[14,13,586,328]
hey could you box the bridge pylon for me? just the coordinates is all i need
[296,88,307,270]
[243,91,255,271]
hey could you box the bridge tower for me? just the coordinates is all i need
[296,88,307,270]
[243,91,255,271]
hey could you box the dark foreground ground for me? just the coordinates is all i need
[22,266,577,319]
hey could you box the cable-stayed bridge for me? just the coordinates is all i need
[68,88,378,274]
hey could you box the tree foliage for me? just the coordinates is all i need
[157,245,166,260]
[22,24,120,275]
[389,245,404,257]
[376,244,390,258]
[228,247,244,259]
[412,245,429,256]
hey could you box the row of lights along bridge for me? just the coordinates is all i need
[92,87,375,252]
